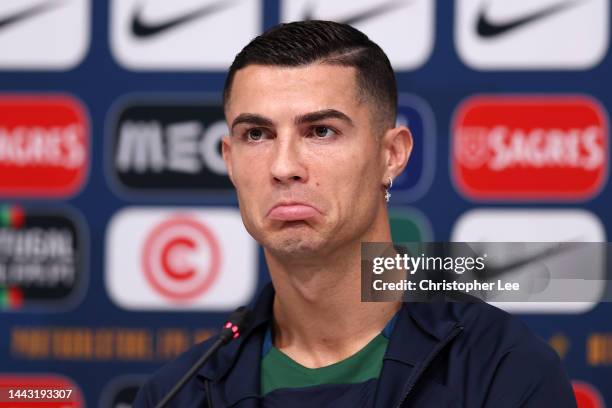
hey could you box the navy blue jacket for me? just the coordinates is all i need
[133,283,577,407]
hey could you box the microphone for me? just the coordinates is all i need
[154,306,254,408]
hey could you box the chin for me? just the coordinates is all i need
[265,230,327,258]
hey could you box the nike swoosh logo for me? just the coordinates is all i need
[474,241,585,279]
[302,0,409,26]
[477,0,586,39]
[131,0,236,39]
[0,1,64,32]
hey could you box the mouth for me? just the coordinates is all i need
[267,202,321,221]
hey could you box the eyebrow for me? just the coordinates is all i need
[294,109,355,127]
[231,114,274,130]
[230,109,355,131]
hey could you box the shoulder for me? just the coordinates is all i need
[132,337,217,407]
[444,301,575,406]
[448,301,554,359]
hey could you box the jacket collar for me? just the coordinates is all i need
[195,283,274,407]
[196,283,463,407]
[197,282,274,381]
[375,300,463,407]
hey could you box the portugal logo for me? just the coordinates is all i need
[141,216,220,301]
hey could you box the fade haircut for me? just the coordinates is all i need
[223,20,397,132]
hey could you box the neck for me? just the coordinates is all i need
[264,211,400,368]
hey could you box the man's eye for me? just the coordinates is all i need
[247,128,264,141]
[312,126,335,138]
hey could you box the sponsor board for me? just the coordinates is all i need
[548,333,570,359]
[106,207,257,310]
[0,204,88,312]
[0,0,90,69]
[281,0,434,70]
[0,94,90,198]
[110,0,262,70]
[389,207,433,242]
[455,0,609,69]
[452,95,608,201]
[588,333,612,366]
[451,209,606,313]
[106,95,232,198]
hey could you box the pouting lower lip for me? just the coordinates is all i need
[268,204,319,221]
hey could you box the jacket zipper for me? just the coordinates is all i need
[395,325,464,408]
[205,379,213,408]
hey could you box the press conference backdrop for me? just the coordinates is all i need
[0,0,610,406]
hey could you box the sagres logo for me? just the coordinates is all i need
[455,0,609,69]
[0,374,84,407]
[106,207,257,310]
[111,0,261,70]
[0,0,90,69]
[282,0,434,70]
[452,209,605,314]
[452,95,608,201]
[572,381,605,408]
[107,96,231,197]
[0,94,89,198]
[0,204,87,311]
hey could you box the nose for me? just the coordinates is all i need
[269,134,307,185]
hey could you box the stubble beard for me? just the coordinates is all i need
[264,224,328,258]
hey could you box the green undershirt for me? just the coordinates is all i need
[260,333,389,395]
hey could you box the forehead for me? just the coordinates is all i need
[226,64,363,120]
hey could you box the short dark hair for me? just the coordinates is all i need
[223,20,397,131]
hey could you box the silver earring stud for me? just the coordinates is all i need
[384,177,393,203]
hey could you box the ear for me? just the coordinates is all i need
[381,125,413,183]
[221,135,235,186]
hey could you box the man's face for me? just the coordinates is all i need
[223,63,388,258]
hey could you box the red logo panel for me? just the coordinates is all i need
[141,216,221,301]
[0,374,84,407]
[452,96,608,200]
[0,95,89,197]
[573,381,605,408]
